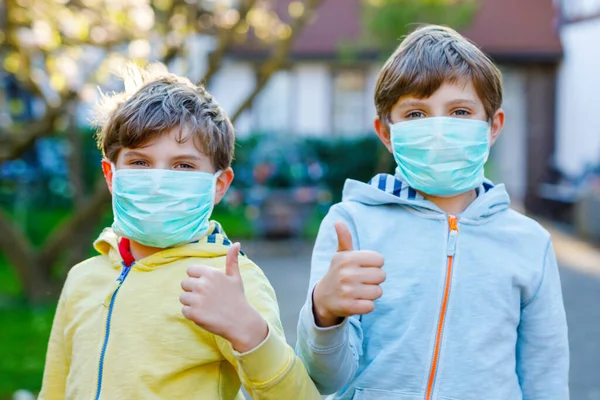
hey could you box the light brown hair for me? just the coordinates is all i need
[94,63,234,170]
[374,25,503,124]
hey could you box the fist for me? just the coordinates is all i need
[312,221,386,327]
[180,243,268,353]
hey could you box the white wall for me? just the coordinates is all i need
[209,61,380,137]
[293,63,331,135]
[209,61,255,136]
[253,70,293,134]
[556,19,600,176]
[186,34,216,82]
[492,66,528,204]
[559,0,600,20]
[365,64,380,127]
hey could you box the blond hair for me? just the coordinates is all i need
[374,25,503,124]
[94,63,235,170]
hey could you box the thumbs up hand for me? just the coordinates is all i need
[180,243,268,353]
[312,222,386,327]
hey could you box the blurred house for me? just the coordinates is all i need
[208,0,563,211]
[555,0,600,178]
[2,0,577,214]
[553,0,600,239]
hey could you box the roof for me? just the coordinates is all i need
[460,0,562,61]
[231,0,562,63]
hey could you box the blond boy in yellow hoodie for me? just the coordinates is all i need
[39,64,321,400]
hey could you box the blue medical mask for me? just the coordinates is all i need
[390,117,490,197]
[111,166,220,248]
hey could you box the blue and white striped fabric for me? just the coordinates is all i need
[367,173,424,200]
[367,172,494,199]
[192,220,246,256]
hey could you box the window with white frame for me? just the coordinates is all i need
[332,69,367,136]
[253,70,293,134]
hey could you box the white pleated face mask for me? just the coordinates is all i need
[390,117,490,197]
[110,166,221,248]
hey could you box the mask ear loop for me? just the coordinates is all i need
[107,161,122,239]
[386,114,398,144]
[110,162,117,186]
[200,170,223,240]
[211,170,223,204]
[106,161,119,194]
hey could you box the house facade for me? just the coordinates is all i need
[555,0,600,178]
[207,0,562,210]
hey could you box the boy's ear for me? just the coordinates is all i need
[374,116,393,153]
[490,108,505,146]
[101,159,113,194]
[214,168,234,205]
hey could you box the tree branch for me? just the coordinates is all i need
[0,34,122,164]
[39,178,111,268]
[66,104,85,207]
[162,45,182,66]
[0,208,34,288]
[0,107,61,163]
[200,0,258,87]
[0,90,79,163]
[230,0,324,123]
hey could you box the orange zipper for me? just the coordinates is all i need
[425,216,459,400]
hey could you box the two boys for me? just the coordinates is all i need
[41,25,569,400]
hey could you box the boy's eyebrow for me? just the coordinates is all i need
[122,150,151,159]
[396,99,429,108]
[445,99,479,106]
[172,154,204,161]
[396,98,479,108]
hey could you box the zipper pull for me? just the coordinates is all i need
[447,230,458,256]
[116,268,128,284]
[447,216,459,256]
[116,261,133,283]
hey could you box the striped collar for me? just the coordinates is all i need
[193,220,246,256]
[367,173,494,199]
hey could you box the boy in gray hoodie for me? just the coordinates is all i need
[296,25,569,400]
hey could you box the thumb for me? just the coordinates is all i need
[335,221,354,252]
[225,242,241,278]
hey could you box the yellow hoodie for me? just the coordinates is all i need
[39,222,320,399]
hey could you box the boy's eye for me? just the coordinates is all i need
[175,163,195,170]
[130,160,149,167]
[453,109,470,116]
[407,111,425,118]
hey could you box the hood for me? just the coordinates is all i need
[93,220,243,270]
[342,169,510,222]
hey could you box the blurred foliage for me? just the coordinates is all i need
[361,0,479,54]
[0,302,55,400]
[306,136,389,201]
[0,254,20,297]
[0,0,325,303]
[1,0,297,94]
[0,127,101,209]
[0,0,309,164]
[232,134,389,201]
